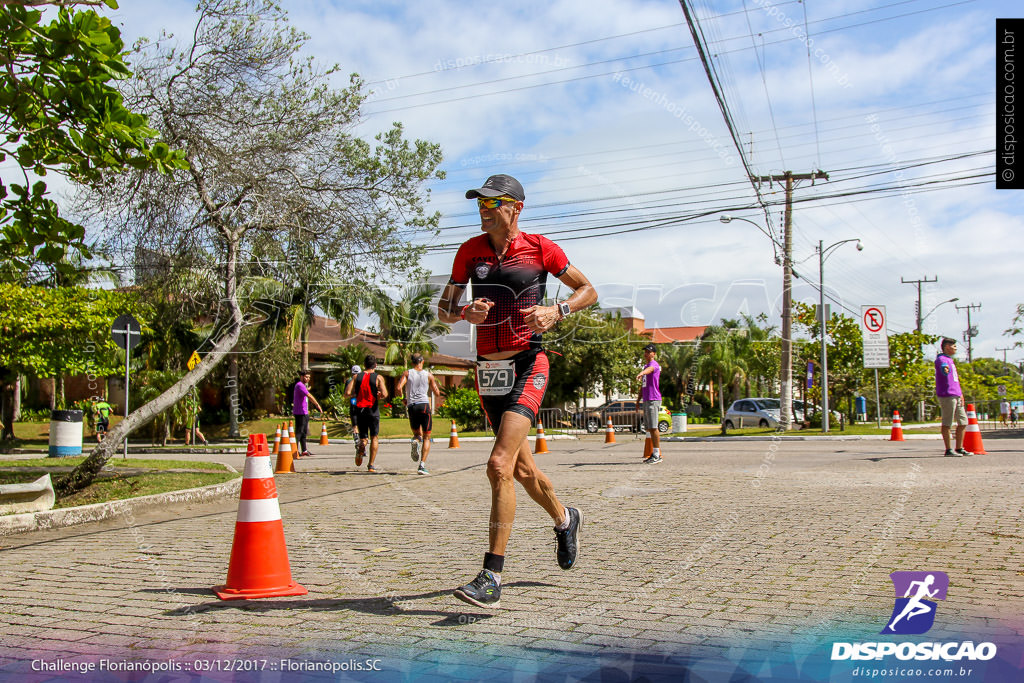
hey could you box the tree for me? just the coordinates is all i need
[0,1,186,282]
[376,283,450,369]
[697,325,747,434]
[57,0,443,497]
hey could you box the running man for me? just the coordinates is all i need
[935,338,972,456]
[636,343,662,464]
[438,173,597,609]
[348,364,361,449]
[92,397,112,443]
[345,354,388,472]
[885,574,939,632]
[396,353,441,475]
[292,369,324,457]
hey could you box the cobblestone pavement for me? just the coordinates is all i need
[0,435,1021,679]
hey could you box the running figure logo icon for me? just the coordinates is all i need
[882,571,949,634]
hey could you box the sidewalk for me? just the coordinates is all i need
[1,437,1021,680]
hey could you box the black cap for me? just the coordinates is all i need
[643,343,657,353]
[465,174,525,201]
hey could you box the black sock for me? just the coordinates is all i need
[483,552,504,573]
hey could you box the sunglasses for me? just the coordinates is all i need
[476,197,519,209]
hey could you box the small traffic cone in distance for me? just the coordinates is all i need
[275,426,295,474]
[215,433,307,600]
[319,421,329,446]
[288,421,298,458]
[272,423,282,456]
[643,434,653,459]
[962,404,987,454]
[605,417,616,444]
[448,420,460,449]
[890,410,904,441]
[534,421,549,454]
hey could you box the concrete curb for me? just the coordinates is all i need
[0,463,241,537]
[663,434,943,442]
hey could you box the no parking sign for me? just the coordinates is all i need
[861,305,890,368]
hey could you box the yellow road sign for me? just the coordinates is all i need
[188,351,201,370]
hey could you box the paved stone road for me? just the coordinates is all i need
[1,435,1021,680]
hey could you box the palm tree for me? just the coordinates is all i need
[697,326,747,435]
[375,283,450,369]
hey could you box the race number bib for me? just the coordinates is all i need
[476,359,516,396]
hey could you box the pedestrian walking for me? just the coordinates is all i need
[437,173,597,609]
[636,343,663,464]
[935,338,972,456]
[182,390,208,446]
[1011,406,1019,427]
[292,369,324,457]
[999,399,1010,427]
[396,353,442,475]
[344,355,388,472]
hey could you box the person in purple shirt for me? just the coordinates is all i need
[292,369,323,457]
[636,343,663,464]
[935,338,971,457]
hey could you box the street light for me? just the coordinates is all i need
[920,297,959,326]
[720,214,794,430]
[817,238,863,433]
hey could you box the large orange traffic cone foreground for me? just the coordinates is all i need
[215,434,307,600]
[643,433,653,459]
[319,421,329,446]
[275,426,296,474]
[448,420,460,449]
[534,421,549,454]
[271,423,282,455]
[889,410,904,441]
[604,417,616,444]
[962,403,987,454]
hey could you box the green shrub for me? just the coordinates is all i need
[437,387,485,431]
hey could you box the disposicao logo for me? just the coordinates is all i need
[883,570,948,635]
[831,571,997,662]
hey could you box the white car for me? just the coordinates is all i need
[723,398,781,429]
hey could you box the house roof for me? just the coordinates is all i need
[645,326,707,344]
[302,316,474,370]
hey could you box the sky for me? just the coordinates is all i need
[98,0,1022,362]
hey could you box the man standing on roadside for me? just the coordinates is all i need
[396,353,442,475]
[345,354,388,472]
[293,369,323,457]
[437,173,597,609]
[636,343,662,464]
[935,338,972,457]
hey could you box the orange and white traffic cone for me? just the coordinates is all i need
[643,434,653,459]
[271,423,282,456]
[962,403,987,454]
[890,410,904,441]
[534,421,549,454]
[214,433,307,600]
[448,420,460,449]
[288,421,297,457]
[319,421,329,446]
[275,426,296,473]
[604,416,616,444]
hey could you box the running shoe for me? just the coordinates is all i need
[555,507,583,570]
[417,463,429,475]
[367,464,377,473]
[356,441,365,467]
[302,450,314,457]
[453,570,501,609]
[643,454,663,464]
[956,448,974,456]
[944,449,961,457]
[411,437,422,462]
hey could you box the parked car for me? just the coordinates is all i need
[723,398,781,429]
[580,400,672,433]
[792,400,842,424]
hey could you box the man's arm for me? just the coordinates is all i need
[521,265,597,334]
[343,378,354,399]
[396,371,409,401]
[428,373,442,399]
[439,281,493,324]
[376,374,389,401]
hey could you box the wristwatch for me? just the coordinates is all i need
[558,301,571,319]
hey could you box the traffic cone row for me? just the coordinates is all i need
[275,422,297,474]
[214,433,307,600]
[448,420,460,449]
[534,421,549,454]
[319,421,329,446]
[272,424,282,456]
[889,411,904,441]
[963,404,987,454]
[604,417,616,444]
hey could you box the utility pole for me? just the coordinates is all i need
[955,302,982,362]
[901,276,938,332]
[754,170,829,430]
[996,346,1012,364]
